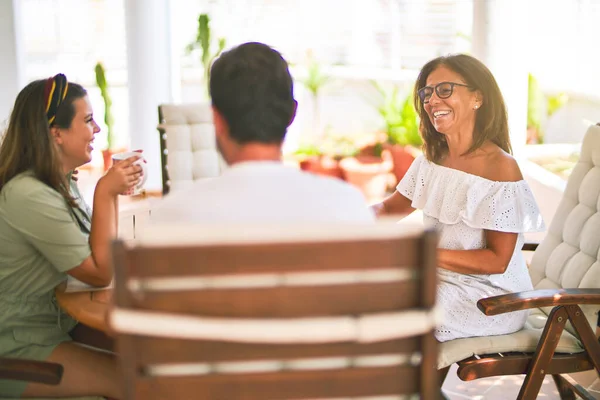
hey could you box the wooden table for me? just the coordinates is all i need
[55,283,112,334]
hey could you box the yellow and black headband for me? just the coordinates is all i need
[43,73,69,125]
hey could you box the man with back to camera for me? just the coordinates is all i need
[151,42,374,223]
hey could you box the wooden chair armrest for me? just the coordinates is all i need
[0,357,63,385]
[521,241,540,251]
[477,288,600,316]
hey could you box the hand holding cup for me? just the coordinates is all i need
[98,151,147,196]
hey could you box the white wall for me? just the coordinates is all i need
[0,0,24,125]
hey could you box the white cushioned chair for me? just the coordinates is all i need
[157,103,226,195]
[440,123,600,399]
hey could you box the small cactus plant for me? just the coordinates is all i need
[186,13,226,96]
[94,62,115,150]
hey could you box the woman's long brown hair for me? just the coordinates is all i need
[413,54,511,164]
[0,79,87,206]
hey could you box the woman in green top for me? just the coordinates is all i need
[0,74,141,398]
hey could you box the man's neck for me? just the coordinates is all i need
[229,143,283,165]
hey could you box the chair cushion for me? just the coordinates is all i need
[439,125,600,369]
[158,103,226,194]
[529,124,600,332]
[438,308,583,368]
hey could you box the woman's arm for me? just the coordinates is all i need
[438,230,518,275]
[370,191,415,217]
[68,157,141,286]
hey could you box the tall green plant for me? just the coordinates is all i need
[547,92,569,117]
[94,62,115,150]
[371,81,421,147]
[300,58,331,135]
[187,13,226,95]
[527,73,569,143]
[527,73,544,137]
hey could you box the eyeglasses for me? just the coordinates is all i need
[417,82,473,104]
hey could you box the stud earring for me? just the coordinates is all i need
[474,105,479,110]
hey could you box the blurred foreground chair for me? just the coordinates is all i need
[0,357,62,386]
[157,103,226,195]
[440,123,600,399]
[0,357,62,399]
[109,223,442,399]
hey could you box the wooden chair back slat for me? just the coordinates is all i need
[123,238,420,278]
[134,366,419,400]
[133,281,419,317]
[128,336,420,365]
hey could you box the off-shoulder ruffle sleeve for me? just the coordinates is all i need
[397,155,545,233]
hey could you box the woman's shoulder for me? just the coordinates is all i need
[1,172,62,205]
[478,145,523,183]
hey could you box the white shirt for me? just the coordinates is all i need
[151,161,375,224]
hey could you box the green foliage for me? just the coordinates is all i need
[371,81,422,147]
[94,62,114,150]
[186,13,226,94]
[527,73,570,143]
[527,73,544,134]
[547,92,569,117]
[295,134,358,160]
[198,14,211,68]
[294,144,322,157]
[299,57,331,135]
[301,59,331,98]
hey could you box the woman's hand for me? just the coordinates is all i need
[96,155,143,197]
[371,191,415,218]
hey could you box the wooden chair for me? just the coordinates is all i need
[109,223,442,399]
[440,123,600,399]
[0,357,62,386]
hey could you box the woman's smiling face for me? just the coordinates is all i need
[423,65,481,136]
[53,96,100,170]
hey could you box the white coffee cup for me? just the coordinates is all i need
[111,151,148,196]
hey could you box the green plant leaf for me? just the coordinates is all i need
[527,73,543,133]
[301,59,331,97]
[547,92,568,117]
[369,82,421,147]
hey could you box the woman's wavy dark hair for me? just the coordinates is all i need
[0,79,87,205]
[413,54,511,163]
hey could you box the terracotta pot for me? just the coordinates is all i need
[102,147,128,171]
[102,149,114,171]
[386,144,417,184]
[339,154,393,201]
[299,156,344,180]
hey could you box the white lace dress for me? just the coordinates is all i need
[397,155,546,342]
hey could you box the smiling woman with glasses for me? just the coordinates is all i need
[370,54,545,384]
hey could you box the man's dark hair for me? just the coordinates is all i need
[209,42,295,144]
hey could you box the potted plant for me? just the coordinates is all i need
[370,81,422,183]
[299,53,331,136]
[94,62,116,171]
[294,134,357,180]
[186,13,226,98]
[339,140,393,201]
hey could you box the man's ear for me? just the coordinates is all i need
[211,106,229,138]
[288,100,298,127]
